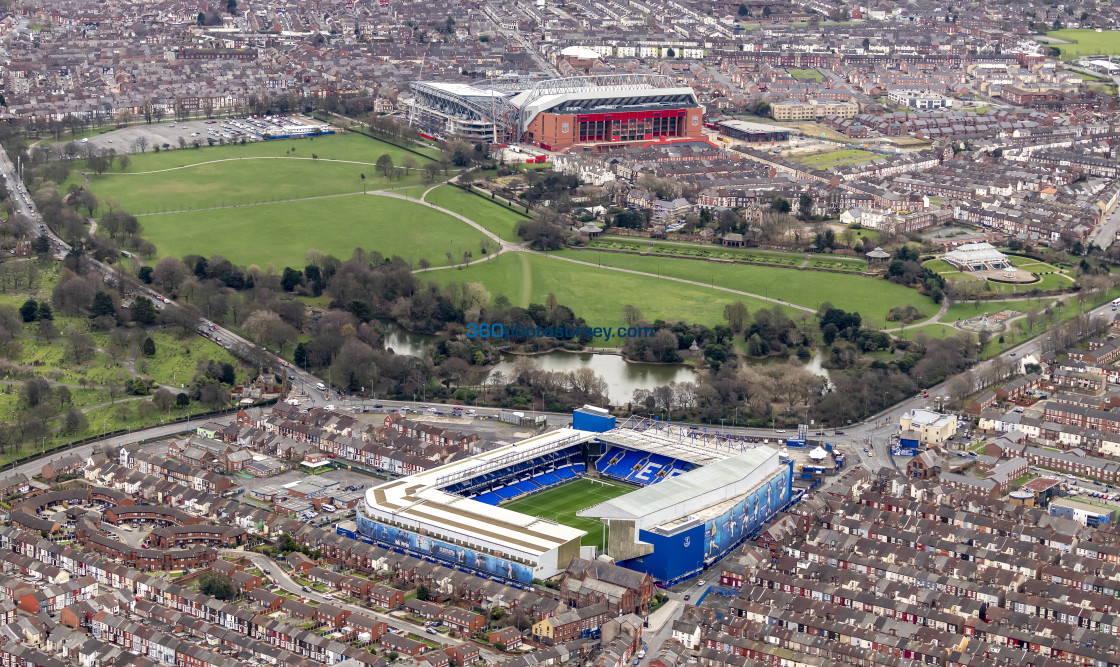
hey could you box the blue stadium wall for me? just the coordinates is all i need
[573,408,616,433]
[618,462,793,583]
[353,511,535,584]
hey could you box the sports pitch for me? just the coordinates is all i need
[500,477,635,550]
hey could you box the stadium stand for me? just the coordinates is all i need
[597,447,693,486]
[473,492,503,505]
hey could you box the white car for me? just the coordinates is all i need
[325,404,336,411]
[162,297,171,304]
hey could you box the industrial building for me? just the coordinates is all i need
[403,75,703,150]
[714,119,791,143]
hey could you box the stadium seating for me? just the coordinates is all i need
[597,447,694,486]
[473,492,502,505]
[512,480,539,495]
[555,467,576,480]
[493,487,521,500]
[573,463,586,473]
[533,471,563,487]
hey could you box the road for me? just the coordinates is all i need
[226,549,506,662]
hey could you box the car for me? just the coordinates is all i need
[325,404,336,411]
[301,586,310,592]
[107,139,113,143]
[834,430,844,435]
[683,594,690,601]
[323,594,333,601]
[263,568,271,575]
[374,403,383,409]
[774,429,786,434]
[863,448,869,453]
[697,579,706,585]
[426,628,437,635]
[923,393,929,398]
[81,138,88,143]
[162,297,170,304]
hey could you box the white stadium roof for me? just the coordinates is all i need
[578,447,780,526]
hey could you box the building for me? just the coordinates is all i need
[358,429,590,584]
[1049,497,1118,526]
[898,409,958,446]
[771,100,858,121]
[941,243,1011,271]
[489,627,524,650]
[887,91,950,110]
[715,119,790,143]
[578,448,792,583]
[404,75,703,151]
[532,603,609,645]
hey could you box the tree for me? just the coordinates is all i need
[665,47,676,57]
[118,154,131,171]
[64,409,88,434]
[424,162,443,182]
[416,584,430,601]
[197,11,205,25]
[770,197,791,213]
[798,192,813,219]
[20,299,38,323]
[723,302,749,333]
[280,267,303,292]
[762,5,771,17]
[176,392,190,408]
[152,257,189,294]
[293,342,309,368]
[69,331,97,363]
[862,37,870,51]
[738,3,749,16]
[198,572,238,600]
[133,296,157,325]
[36,302,53,321]
[90,291,116,319]
[622,305,643,327]
[376,154,395,178]
[141,336,156,356]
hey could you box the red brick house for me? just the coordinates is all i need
[315,603,351,628]
[381,633,427,656]
[440,608,486,636]
[489,627,523,650]
[370,584,405,610]
[444,644,481,665]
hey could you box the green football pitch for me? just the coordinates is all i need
[501,478,636,551]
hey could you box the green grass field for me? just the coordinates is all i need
[86,155,427,215]
[1046,30,1120,58]
[788,68,823,81]
[426,252,794,342]
[551,249,929,324]
[796,149,877,167]
[423,185,529,241]
[501,478,634,550]
[136,194,491,268]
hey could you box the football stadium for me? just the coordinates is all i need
[349,407,794,586]
[403,74,704,150]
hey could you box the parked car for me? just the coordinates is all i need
[301,586,310,593]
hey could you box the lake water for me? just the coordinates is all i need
[382,324,831,404]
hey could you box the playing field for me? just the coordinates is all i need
[137,194,491,268]
[1046,29,1120,58]
[501,478,635,550]
[796,149,877,167]
[85,146,431,215]
[423,185,530,241]
[550,249,930,324]
[427,251,794,341]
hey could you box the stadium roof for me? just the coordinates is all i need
[363,428,593,557]
[578,448,779,522]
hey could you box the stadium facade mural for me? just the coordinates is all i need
[354,512,534,583]
[623,463,792,583]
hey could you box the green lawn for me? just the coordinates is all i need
[86,155,428,215]
[1046,30,1120,58]
[138,332,245,388]
[133,194,491,268]
[426,251,793,342]
[550,249,931,325]
[423,185,530,241]
[501,478,635,551]
[788,68,823,81]
[945,299,1053,322]
[796,149,876,167]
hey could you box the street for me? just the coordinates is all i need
[226,549,507,662]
